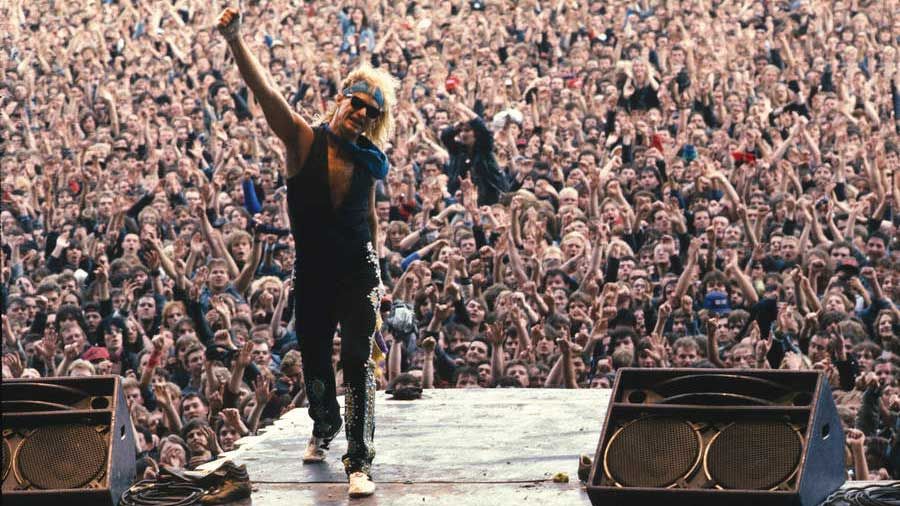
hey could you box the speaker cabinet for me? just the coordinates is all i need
[587,368,846,506]
[1,375,136,506]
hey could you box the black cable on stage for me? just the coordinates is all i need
[119,479,206,506]
[821,483,900,506]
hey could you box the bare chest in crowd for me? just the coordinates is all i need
[326,144,355,210]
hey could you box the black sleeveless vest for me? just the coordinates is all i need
[287,125,374,268]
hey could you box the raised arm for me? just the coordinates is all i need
[421,337,435,389]
[735,205,759,249]
[485,323,506,388]
[148,238,183,287]
[218,8,313,177]
[724,250,759,305]
[672,238,701,303]
[234,236,264,296]
[270,279,291,341]
[387,341,402,383]
[504,229,529,286]
[153,384,182,433]
[557,339,580,389]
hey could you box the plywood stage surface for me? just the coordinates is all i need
[221,388,611,505]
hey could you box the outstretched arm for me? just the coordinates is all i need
[218,8,313,177]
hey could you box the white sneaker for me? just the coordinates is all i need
[348,471,376,498]
[302,436,326,463]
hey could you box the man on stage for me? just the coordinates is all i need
[218,7,397,497]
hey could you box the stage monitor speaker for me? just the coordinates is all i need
[587,368,846,506]
[1,375,136,506]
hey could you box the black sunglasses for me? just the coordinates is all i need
[348,95,381,119]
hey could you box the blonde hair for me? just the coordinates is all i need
[559,187,579,200]
[250,276,282,297]
[318,64,399,149]
[67,359,96,376]
[561,231,588,249]
[542,245,564,259]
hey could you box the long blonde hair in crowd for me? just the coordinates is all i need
[317,64,398,149]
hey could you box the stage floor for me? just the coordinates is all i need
[221,388,611,505]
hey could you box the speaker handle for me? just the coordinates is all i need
[1,383,90,403]
[658,393,774,406]
[2,400,74,412]
[652,374,790,397]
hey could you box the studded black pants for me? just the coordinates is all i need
[294,243,381,476]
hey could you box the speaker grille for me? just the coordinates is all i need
[705,421,802,490]
[16,424,107,489]
[604,417,701,488]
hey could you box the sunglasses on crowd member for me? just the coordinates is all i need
[347,95,381,119]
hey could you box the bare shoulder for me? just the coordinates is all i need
[285,115,315,180]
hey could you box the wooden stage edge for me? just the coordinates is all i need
[204,388,887,506]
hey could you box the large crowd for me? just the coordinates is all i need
[1,0,898,483]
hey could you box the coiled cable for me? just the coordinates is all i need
[119,479,207,506]
[821,483,900,506]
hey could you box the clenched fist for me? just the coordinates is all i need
[845,428,865,451]
[217,8,242,41]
